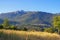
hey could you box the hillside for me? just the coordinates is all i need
[0,29,60,40]
[0,10,54,26]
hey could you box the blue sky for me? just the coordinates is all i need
[0,0,60,13]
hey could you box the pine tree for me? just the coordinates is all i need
[3,18,9,29]
[53,16,60,34]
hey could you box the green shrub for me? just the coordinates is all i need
[9,25,16,30]
[0,25,3,29]
[23,27,28,31]
[44,27,55,33]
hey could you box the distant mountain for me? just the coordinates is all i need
[0,10,54,26]
[0,10,26,20]
[0,19,3,24]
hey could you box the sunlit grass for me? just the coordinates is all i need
[0,29,60,40]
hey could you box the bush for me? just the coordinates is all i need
[23,27,28,31]
[0,25,3,29]
[9,25,16,30]
[44,27,55,33]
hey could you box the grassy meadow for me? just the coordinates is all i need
[0,29,60,40]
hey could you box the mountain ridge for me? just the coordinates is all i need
[0,10,54,26]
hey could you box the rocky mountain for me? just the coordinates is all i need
[0,10,54,26]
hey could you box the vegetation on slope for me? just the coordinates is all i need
[0,11,53,25]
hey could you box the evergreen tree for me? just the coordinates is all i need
[53,16,60,34]
[3,18,9,29]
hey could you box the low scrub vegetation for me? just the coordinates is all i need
[0,29,60,40]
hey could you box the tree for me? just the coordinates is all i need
[23,27,28,31]
[3,18,9,29]
[53,16,60,34]
[44,27,55,33]
[9,25,16,30]
[0,24,3,29]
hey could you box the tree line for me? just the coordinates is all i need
[0,16,60,34]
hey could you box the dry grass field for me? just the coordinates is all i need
[0,29,60,40]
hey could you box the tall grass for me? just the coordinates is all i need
[0,29,60,40]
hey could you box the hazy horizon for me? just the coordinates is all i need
[0,0,60,13]
[0,10,57,14]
